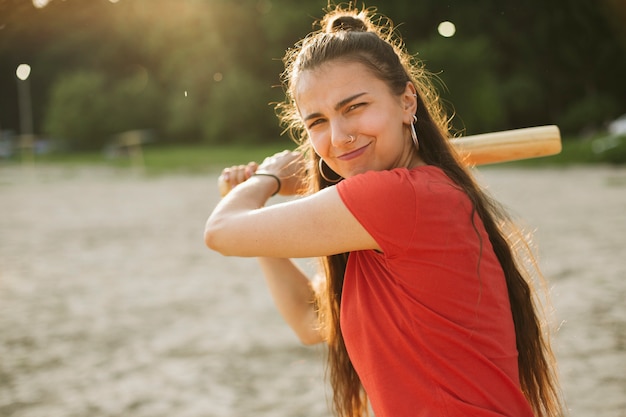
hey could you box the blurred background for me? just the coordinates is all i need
[1,2,626,417]
[0,0,625,161]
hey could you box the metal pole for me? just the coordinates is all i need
[16,64,34,163]
[17,76,34,136]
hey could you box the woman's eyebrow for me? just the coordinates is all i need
[334,92,367,111]
[303,92,368,122]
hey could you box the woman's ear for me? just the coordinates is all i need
[402,82,418,123]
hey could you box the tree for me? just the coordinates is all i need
[1,0,625,150]
[43,71,111,150]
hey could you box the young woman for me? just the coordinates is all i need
[205,5,563,417]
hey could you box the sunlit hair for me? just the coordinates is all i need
[276,4,564,417]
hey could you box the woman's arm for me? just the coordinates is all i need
[257,257,324,345]
[204,151,379,258]
[205,180,379,257]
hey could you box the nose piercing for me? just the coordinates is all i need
[347,135,355,144]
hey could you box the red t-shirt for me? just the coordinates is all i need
[336,166,534,417]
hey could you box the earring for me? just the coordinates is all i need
[410,115,419,150]
[318,158,342,183]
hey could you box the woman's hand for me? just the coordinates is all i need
[256,150,306,196]
[218,150,306,197]
[218,161,259,196]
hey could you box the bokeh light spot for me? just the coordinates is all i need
[16,64,32,80]
[438,21,456,37]
[32,0,50,8]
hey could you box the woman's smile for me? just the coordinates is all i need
[337,142,371,161]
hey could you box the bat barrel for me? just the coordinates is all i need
[450,125,562,166]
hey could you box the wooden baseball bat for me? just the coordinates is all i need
[450,125,561,166]
[218,125,561,196]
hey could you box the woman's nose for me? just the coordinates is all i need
[330,120,350,147]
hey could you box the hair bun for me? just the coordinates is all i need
[327,15,368,33]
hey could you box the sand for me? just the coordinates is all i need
[0,164,624,417]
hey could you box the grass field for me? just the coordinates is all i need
[6,133,625,174]
[17,142,292,174]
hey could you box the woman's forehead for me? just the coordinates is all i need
[294,61,382,108]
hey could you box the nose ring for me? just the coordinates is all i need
[347,135,355,144]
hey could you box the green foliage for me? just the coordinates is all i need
[2,0,625,150]
[106,69,163,135]
[557,94,621,134]
[416,36,506,134]
[43,71,111,150]
[163,87,205,143]
[591,134,626,164]
[43,70,163,150]
[202,69,281,144]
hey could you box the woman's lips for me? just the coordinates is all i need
[337,143,370,161]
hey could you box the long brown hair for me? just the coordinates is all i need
[276,5,564,417]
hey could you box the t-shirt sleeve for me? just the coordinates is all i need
[336,169,418,257]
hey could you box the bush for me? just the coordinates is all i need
[162,83,206,144]
[43,71,111,150]
[591,134,626,164]
[44,70,163,151]
[558,94,621,135]
[414,36,506,134]
[202,69,281,144]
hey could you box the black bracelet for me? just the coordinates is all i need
[253,172,281,196]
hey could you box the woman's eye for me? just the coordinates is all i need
[348,103,364,112]
[308,119,324,129]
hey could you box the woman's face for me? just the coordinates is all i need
[295,60,419,179]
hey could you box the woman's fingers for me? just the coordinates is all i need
[217,151,303,197]
[218,162,259,196]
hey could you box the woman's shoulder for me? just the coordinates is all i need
[340,165,449,191]
[336,165,452,213]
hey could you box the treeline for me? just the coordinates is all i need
[0,0,624,151]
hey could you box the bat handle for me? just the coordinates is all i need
[218,174,232,197]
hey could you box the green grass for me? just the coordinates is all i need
[16,142,294,174]
[6,134,625,173]
[141,143,292,173]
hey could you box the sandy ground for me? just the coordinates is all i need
[0,164,624,417]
